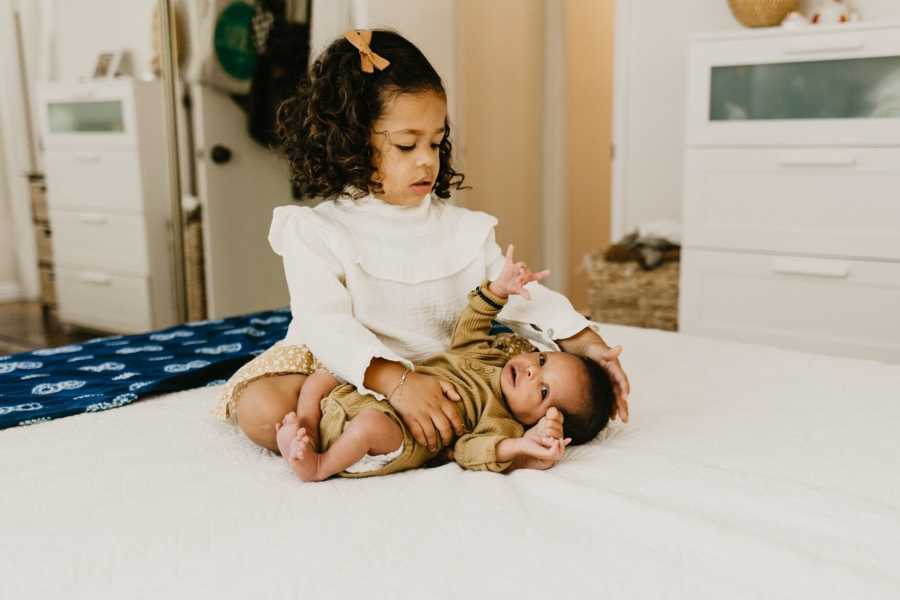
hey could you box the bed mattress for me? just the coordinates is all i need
[2,324,898,599]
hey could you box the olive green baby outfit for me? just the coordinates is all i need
[319,283,532,477]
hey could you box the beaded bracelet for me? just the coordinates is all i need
[475,286,504,310]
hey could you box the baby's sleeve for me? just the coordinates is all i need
[483,230,591,347]
[453,416,524,473]
[269,206,413,400]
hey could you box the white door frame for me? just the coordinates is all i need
[610,0,631,243]
[0,0,39,301]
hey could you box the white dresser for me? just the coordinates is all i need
[37,79,177,334]
[679,22,900,362]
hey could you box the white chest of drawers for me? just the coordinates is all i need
[37,80,176,334]
[679,22,900,362]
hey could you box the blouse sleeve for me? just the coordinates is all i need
[269,206,414,400]
[484,230,591,346]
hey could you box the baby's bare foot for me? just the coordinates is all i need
[287,427,321,482]
[275,412,300,458]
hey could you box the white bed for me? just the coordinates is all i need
[3,324,899,599]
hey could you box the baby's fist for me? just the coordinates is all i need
[526,406,565,442]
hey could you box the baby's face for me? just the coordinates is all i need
[500,351,588,426]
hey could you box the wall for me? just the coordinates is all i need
[565,0,614,310]
[614,0,900,238]
[46,0,158,81]
[457,0,544,270]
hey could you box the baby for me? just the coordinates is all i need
[275,246,614,480]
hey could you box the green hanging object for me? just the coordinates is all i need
[214,2,257,81]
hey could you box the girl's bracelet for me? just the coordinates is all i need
[387,368,411,402]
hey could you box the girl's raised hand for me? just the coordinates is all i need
[489,244,550,301]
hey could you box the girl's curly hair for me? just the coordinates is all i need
[276,30,466,200]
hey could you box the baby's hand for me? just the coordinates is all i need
[525,406,565,442]
[489,244,549,301]
[516,435,571,470]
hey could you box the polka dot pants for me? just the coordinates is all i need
[215,343,320,422]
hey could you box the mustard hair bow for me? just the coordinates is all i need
[344,30,391,73]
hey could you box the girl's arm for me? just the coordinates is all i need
[273,206,413,399]
[272,206,464,450]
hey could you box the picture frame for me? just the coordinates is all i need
[92,50,131,79]
[92,51,116,78]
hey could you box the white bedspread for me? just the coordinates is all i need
[2,325,899,599]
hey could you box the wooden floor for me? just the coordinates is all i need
[0,302,97,356]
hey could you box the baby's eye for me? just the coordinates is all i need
[539,353,546,366]
[396,144,415,152]
[541,384,549,400]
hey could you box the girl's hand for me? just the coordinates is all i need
[514,436,571,470]
[587,344,630,423]
[489,244,550,301]
[388,372,465,451]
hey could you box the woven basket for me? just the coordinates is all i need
[728,0,797,27]
[587,253,679,332]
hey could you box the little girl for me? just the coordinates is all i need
[273,247,614,481]
[218,29,629,455]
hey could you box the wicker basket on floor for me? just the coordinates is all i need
[587,253,679,331]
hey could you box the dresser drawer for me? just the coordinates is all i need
[679,249,900,362]
[49,210,149,275]
[44,151,143,214]
[687,25,900,147]
[55,268,153,333]
[36,80,144,151]
[683,147,900,261]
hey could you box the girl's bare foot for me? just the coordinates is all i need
[287,427,322,481]
[275,412,300,458]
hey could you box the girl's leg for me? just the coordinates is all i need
[286,409,403,482]
[275,370,335,458]
[294,370,338,449]
[235,374,307,453]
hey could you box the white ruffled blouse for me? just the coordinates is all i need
[268,193,590,400]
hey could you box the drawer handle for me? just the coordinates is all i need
[78,214,108,225]
[783,40,864,55]
[777,155,857,168]
[79,272,113,286]
[73,153,102,163]
[772,258,850,279]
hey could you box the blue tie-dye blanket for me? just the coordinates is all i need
[0,308,291,430]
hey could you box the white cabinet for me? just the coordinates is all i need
[680,23,900,362]
[37,80,176,334]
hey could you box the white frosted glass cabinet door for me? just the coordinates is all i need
[687,25,900,146]
[47,100,125,133]
[710,56,900,121]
